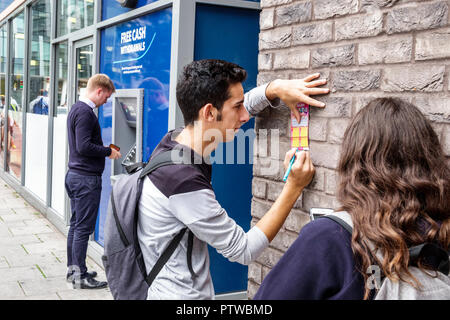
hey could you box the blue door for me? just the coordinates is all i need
[194,4,260,294]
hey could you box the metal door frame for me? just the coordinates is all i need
[62,36,94,226]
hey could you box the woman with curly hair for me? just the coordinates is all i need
[254,97,450,299]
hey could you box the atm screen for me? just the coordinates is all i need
[118,97,137,126]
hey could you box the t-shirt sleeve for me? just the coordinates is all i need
[244,83,282,117]
[254,218,355,300]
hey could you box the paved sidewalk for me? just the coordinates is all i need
[0,178,113,300]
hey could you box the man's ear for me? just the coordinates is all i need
[199,103,216,122]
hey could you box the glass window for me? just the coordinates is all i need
[25,0,52,202]
[0,2,15,13]
[75,44,93,100]
[51,41,68,216]
[55,42,68,115]
[8,12,25,180]
[0,25,7,169]
[57,0,94,37]
[0,25,6,74]
[28,0,51,114]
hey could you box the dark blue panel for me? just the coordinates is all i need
[95,8,172,245]
[194,4,260,294]
[0,1,14,14]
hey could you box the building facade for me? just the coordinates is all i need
[0,0,262,299]
[1,0,449,300]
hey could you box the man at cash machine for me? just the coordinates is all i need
[65,74,121,289]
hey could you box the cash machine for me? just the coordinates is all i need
[98,0,260,298]
[110,88,144,184]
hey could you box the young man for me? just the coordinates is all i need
[65,74,121,289]
[137,59,329,299]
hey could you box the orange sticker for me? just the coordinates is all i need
[290,103,309,151]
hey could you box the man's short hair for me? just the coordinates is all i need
[87,74,116,93]
[176,59,247,126]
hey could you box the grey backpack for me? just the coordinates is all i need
[323,211,450,300]
[102,150,197,300]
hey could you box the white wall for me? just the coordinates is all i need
[25,113,48,202]
[51,114,67,218]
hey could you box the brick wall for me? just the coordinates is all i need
[248,0,450,298]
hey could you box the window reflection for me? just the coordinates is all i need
[28,0,51,115]
[57,0,94,37]
[51,41,69,216]
[7,12,25,180]
[0,25,6,169]
[55,42,68,115]
[24,0,52,202]
[76,44,93,101]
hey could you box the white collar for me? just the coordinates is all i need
[79,96,96,110]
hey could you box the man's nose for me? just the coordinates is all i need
[240,108,250,123]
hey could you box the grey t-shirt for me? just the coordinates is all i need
[137,84,279,299]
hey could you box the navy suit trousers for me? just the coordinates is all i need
[65,171,102,278]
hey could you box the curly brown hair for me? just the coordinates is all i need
[337,97,450,299]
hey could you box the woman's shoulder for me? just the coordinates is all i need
[286,215,355,258]
[300,215,352,241]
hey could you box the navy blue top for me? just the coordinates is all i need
[67,101,111,176]
[254,218,368,300]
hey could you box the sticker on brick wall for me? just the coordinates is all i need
[290,103,309,151]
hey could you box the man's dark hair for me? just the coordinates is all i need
[176,59,247,126]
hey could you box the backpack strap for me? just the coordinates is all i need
[124,162,146,174]
[409,243,450,276]
[187,230,197,279]
[109,189,130,247]
[136,149,199,285]
[138,149,194,179]
[320,211,450,276]
[320,211,353,234]
[145,228,188,287]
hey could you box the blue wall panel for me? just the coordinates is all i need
[194,4,260,295]
[95,8,172,245]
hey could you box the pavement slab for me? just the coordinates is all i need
[11,293,61,300]
[0,282,25,299]
[3,252,63,268]
[0,176,113,300]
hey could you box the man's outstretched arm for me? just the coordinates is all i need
[244,73,329,122]
[256,149,314,242]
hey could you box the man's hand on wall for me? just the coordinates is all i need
[265,73,330,122]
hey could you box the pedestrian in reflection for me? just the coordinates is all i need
[30,89,49,115]
[0,95,17,150]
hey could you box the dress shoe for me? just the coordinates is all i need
[66,270,98,283]
[73,276,108,289]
